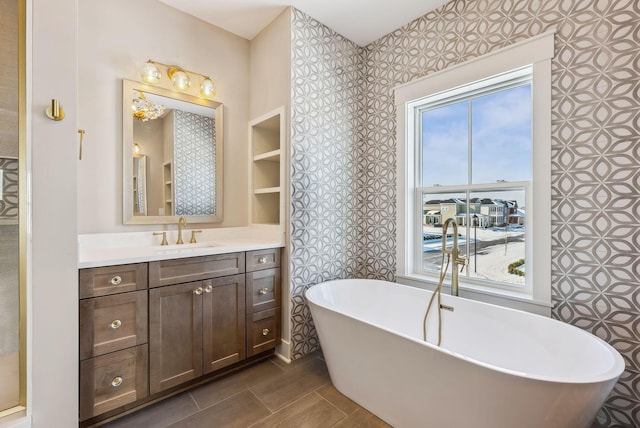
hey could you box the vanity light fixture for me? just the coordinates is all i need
[131,90,166,121]
[140,59,217,98]
[140,60,161,84]
[167,66,190,90]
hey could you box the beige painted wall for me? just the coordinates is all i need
[77,0,250,233]
[249,8,292,352]
[250,8,291,120]
[30,0,80,425]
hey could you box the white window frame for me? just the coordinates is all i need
[395,30,555,314]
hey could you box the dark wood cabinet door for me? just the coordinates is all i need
[247,308,280,357]
[79,290,148,360]
[79,345,148,421]
[202,274,246,374]
[79,263,147,298]
[246,248,280,272]
[149,281,203,394]
[149,253,244,288]
[246,268,281,314]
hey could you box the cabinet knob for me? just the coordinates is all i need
[111,376,123,387]
[262,328,270,336]
[258,256,268,264]
[110,275,122,285]
[204,284,213,293]
[110,319,122,330]
[258,288,269,295]
[194,287,203,295]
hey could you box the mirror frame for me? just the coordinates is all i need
[122,79,224,224]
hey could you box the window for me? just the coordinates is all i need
[395,31,555,308]
[417,68,531,290]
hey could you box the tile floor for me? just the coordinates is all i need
[101,352,390,428]
[99,350,607,428]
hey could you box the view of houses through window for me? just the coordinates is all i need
[417,71,531,288]
[422,189,526,286]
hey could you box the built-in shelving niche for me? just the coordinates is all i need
[249,107,285,227]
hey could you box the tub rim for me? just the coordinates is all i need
[305,278,625,385]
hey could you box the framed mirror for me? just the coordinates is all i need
[122,79,223,224]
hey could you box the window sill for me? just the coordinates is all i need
[396,273,552,317]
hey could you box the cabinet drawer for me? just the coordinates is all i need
[149,253,245,288]
[80,263,147,299]
[247,308,280,357]
[246,248,281,272]
[79,344,148,421]
[246,268,281,314]
[80,291,148,360]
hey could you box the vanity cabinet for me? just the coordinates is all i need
[79,263,149,421]
[148,274,246,394]
[79,248,281,425]
[245,249,281,356]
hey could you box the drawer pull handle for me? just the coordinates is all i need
[262,328,270,336]
[204,285,213,293]
[258,256,268,264]
[110,276,122,285]
[110,319,122,330]
[111,376,123,387]
[194,287,203,295]
[258,288,269,295]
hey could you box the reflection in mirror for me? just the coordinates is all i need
[123,79,223,224]
[132,154,147,215]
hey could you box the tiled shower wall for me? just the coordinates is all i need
[290,1,640,425]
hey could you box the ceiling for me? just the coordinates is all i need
[156,0,449,46]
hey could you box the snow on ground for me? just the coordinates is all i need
[423,225,525,286]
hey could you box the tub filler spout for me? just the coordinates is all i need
[442,218,466,296]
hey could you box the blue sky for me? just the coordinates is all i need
[421,84,532,187]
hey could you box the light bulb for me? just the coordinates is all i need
[170,69,190,90]
[200,78,216,97]
[140,61,161,83]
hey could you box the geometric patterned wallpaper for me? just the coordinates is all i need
[289,1,640,426]
[289,8,363,358]
[0,157,18,219]
[173,109,216,216]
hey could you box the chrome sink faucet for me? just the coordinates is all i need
[176,216,187,244]
[442,218,467,296]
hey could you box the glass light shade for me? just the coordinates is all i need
[140,61,161,83]
[200,78,216,97]
[171,70,190,90]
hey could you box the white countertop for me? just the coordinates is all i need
[78,226,285,268]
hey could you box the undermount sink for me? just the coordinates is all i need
[153,241,220,252]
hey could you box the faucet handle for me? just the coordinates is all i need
[190,230,203,244]
[153,231,168,246]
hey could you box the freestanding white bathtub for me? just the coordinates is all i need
[306,279,624,428]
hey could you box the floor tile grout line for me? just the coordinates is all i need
[186,359,287,413]
[313,389,350,418]
[247,389,345,428]
[247,386,277,416]
[187,390,202,411]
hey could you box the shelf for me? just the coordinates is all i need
[249,107,285,228]
[253,149,280,162]
[254,187,280,195]
[252,193,280,225]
